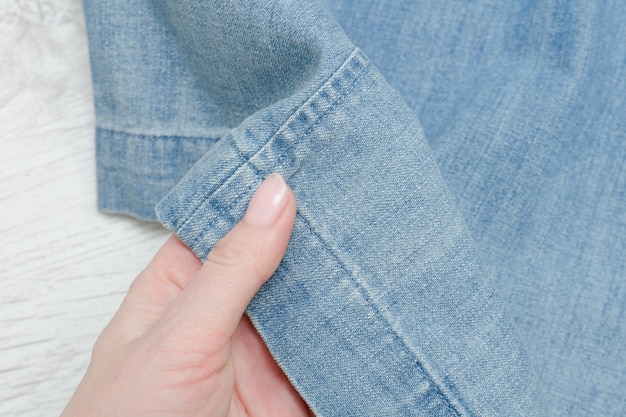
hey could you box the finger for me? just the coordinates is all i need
[154,173,296,348]
[104,235,202,344]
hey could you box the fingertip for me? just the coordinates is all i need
[244,173,292,228]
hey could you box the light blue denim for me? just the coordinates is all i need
[84,1,626,416]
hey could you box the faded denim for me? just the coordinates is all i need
[84,1,626,416]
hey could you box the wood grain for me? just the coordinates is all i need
[0,1,171,415]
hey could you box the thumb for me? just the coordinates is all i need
[153,173,296,347]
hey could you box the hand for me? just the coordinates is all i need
[61,174,311,417]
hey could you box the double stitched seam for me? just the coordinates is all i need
[232,48,368,172]
[238,54,369,179]
[185,184,255,253]
[175,48,367,235]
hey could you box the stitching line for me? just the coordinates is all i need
[96,127,228,142]
[175,48,366,234]
[237,55,368,177]
[293,212,464,417]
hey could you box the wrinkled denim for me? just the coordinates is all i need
[84,1,626,416]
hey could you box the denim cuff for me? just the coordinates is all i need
[155,48,543,417]
[96,128,219,221]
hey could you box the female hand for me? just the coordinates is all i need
[61,174,311,416]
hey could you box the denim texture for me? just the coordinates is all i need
[84,1,625,416]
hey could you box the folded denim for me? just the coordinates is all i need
[85,1,625,416]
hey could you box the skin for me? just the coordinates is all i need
[61,175,313,417]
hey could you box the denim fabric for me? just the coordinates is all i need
[84,1,625,416]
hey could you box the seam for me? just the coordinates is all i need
[237,54,369,177]
[96,126,224,142]
[172,146,249,234]
[232,47,368,161]
[294,211,466,417]
[175,48,367,234]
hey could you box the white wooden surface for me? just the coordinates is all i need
[0,1,171,415]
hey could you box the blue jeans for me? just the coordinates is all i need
[84,1,626,415]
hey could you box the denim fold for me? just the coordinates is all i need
[154,45,542,416]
